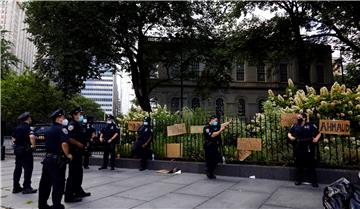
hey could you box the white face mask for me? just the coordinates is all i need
[106,120,112,124]
[83,119,87,124]
[62,119,69,126]
[143,122,149,126]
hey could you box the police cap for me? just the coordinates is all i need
[70,106,83,115]
[210,114,220,120]
[17,112,31,121]
[106,114,114,120]
[51,108,65,120]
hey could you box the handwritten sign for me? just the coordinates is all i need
[280,113,298,127]
[319,120,350,135]
[238,150,252,161]
[165,143,183,158]
[167,123,187,136]
[237,138,262,151]
[127,121,143,131]
[190,126,204,134]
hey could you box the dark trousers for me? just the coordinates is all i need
[139,147,151,169]
[38,158,66,209]
[102,142,116,168]
[83,150,91,168]
[13,151,33,189]
[65,152,84,198]
[294,142,318,183]
[204,146,221,175]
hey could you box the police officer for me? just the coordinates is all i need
[99,114,119,170]
[203,115,230,179]
[12,112,37,194]
[83,116,96,169]
[133,117,153,171]
[64,107,90,203]
[38,109,73,209]
[288,112,321,187]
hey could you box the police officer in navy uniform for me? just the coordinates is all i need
[288,112,321,187]
[38,109,73,209]
[12,112,37,194]
[99,114,119,170]
[203,115,230,179]
[64,107,90,203]
[83,116,96,169]
[133,117,153,171]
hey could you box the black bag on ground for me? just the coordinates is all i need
[323,177,353,209]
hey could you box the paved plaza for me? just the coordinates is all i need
[1,157,324,209]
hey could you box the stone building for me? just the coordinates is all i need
[147,39,333,118]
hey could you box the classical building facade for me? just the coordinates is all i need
[148,41,333,118]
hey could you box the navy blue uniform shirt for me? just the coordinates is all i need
[137,125,153,144]
[100,123,120,141]
[203,124,221,147]
[290,123,319,142]
[67,120,85,145]
[12,122,34,147]
[45,123,69,154]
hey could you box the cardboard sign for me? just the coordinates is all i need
[165,143,183,158]
[190,126,204,134]
[128,121,143,131]
[238,150,252,161]
[167,123,187,136]
[319,120,350,135]
[237,138,262,151]
[280,113,298,127]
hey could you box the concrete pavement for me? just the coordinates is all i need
[1,157,324,209]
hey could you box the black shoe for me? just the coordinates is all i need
[84,166,90,169]
[139,168,146,171]
[38,204,52,209]
[207,174,216,179]
[22,188,37,194]
[76,191,91,198]
[111,167,115,170]
[312,183,319,188]
[294,181,302,186]
[64,196,82,203]
[12,186,23,194]
[98,167,107,170]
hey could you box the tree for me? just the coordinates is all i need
[1,30,20,79]
[25,1,220,112]
[1,71,104,128]
[334,63,360,90]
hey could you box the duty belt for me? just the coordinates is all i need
[45,153,60,159]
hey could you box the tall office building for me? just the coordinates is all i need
[0,0,36,73]
[81,72,120,117]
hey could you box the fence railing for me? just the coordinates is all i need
[4,114,360,169]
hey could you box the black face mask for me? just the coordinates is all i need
[297,118,304,123]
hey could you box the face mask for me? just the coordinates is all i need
[297,118,304,123]
[106,120,112,124]
[79,115,84,123]
[62,119,69,126]
[144,122,149,126]
[83,119,87,124]
[212,121,218,126]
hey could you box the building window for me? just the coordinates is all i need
[317,65,324,83]
[190,61,200,79]
[149,64,159,79]
[237,99,246,116]
[257,64,265,82]
[236,63,245,81]
[215,98,224,116]
[191,98,200,109]
[299,64,310,84]
[170,65,180,80]
[279,63,288,82]
[171,98,180,112]
[258,99,266,113]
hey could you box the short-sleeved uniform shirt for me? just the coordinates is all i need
[12,122,34,147]
[45,123,69,155]
[137,125,153,145]
[203,124,221,148]
[100,123,120,142]
[290,123,319,142]
[67,120,86,145]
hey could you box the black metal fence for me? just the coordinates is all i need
[4,114,360,169]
